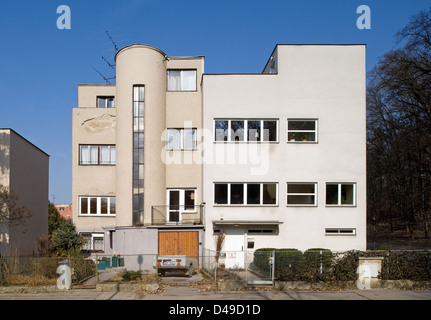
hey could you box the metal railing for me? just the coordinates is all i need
[151,205,204,226]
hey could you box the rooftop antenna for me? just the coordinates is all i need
[92,30,119,84]
[92,66,115,84]
[106,30,119,52]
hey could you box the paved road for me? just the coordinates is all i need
[0,286,430,300]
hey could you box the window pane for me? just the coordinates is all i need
[90,197,98,214]
[80,198,88,214]
[288,184,315,194]
[248,121,261,141]
[247,184,261,204]
[288,120,315,130]
[90,146,98,164]
[110,197,116,214]
[100,146,109,164]
[80,146,89,164]
[101,198,108,214]
[167,71,181,91]
[97,97,105,108]
[107,98,114,108]
[326,185,339,205]
[288,195,315,205]
[231,121,244,142]
[214,184,228,204]
[263,184,277,204]
[110,146,116,164]
[169,190,180,211]
[230,184,244,204]
[183,129,196,150]
[263,121,277,141]
[215,121,228,141]
[341,184,354,205]
[167,129,181,150]
[181,70,196,91]
[184,190,195,210]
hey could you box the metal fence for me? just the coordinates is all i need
[201,249,431,285]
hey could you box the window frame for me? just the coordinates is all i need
[79,196,116,216]
[325,183,357,206]
[79,145,116,165]
[97,96,115,108]
[167,69,197,92]
[213,182,278,206]
[214,119,279,143]
[287,119,318,143]
[286,182,317,206]
[166,128,197,151]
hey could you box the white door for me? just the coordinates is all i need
[223,228,245,269]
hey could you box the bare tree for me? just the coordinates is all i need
[0,185,31,229]
[367,7,431,239]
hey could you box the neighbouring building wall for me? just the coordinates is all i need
[0,129,49,257]
[202,45,366,255]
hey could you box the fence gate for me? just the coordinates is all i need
[245,250,274,286]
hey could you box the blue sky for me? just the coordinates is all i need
[0,0,429,204]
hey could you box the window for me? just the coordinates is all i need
[79,196,116,216]
[214,119,278,142]
[326,183,356,206]
[82,233,105,251]
[133,85,145,225]
[214,183,278,205]
[80,145,116,165]
[287,119,317,142]
[287,183,317,206]
[167,70,197,91]
[97,96,115,108]
[325,228,356,236]
[167,128,197,150]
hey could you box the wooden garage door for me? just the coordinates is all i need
[158,231,198,258]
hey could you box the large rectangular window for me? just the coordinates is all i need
[167,128,197,150]
[326,183,356,206]
[214,119,278,142]
[79,145,116,165]
[79,196,116,216]
[287,183,317,206]
[287,119,317,142]
[167,70,197,91]
[214,183,278,205]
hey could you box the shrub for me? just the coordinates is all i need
[302,248,333,282]
[120,269,143,281]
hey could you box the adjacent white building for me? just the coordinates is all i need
[202,45,366,267]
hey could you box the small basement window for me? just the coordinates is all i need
[325,228,356,235]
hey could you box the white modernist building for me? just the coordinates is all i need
[72,43,366,270]
[202,45,366,267]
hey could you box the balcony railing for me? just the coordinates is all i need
[151,205,204,226]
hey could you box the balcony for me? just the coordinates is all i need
[151,205,204,226]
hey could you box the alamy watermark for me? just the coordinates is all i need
[356,5,371,30]
[161,124,270,176]
[56,5,71,30]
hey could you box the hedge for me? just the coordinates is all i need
[252,249,431,282]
